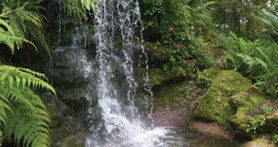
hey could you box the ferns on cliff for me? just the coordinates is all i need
[0,0,98,55]
[0,0,98,146]
[62,0,98,19]
[0,65,56,147]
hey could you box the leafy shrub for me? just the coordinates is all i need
[0,0,97,146]
[141,0,217,74]
[272,134,278,144]
[221,32,278,98]
[246,115,266,134]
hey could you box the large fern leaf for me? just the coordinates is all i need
[1,0,49,55]
[61,0,98,19]
[0,65,56,147]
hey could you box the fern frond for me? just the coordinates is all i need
[77,0,98,11]
[0,65,56,96]
[0,65,55,147]
[61,0,84,19]
[61,0,98,19]
[1,0,48,55]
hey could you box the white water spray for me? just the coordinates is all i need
[86,0,171,146]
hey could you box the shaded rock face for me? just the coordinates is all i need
[193,70,252,122]
[189,121,231,139]
[42,10,98,145]
[44,47,101,146]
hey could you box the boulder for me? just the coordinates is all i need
[230,87,268,134]
[242,138,274,147]
[149,67,186,88]
[193,70,252,122]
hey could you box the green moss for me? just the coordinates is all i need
[60,139,85,147]
[231,87,268,133]
[153,80,189,110]
[271,134,278,144]
[147,67,186,88]
[193,70,252,122]
[243,138,275,147]
[197,68,220,87]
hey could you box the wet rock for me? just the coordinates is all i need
[48,47,94,89]
[43,93,89,147]
[153,80,189,110]
[188,121,231,139]
[152,107,190,127]
[52,131,86,147]
[243,138,274,147]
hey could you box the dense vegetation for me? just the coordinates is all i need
[140,0,278,97]
[0,0,278,146]
[0,0,96,146]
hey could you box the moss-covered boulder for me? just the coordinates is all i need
[149,67,186,88]
[153,80,189,110]
[242,138,274,147]
[230,87,268,134]
[197,68,220,88]
[193,70,252,122]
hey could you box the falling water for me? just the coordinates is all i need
[85,0,171,146]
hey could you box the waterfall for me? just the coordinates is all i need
[86,0,170,146]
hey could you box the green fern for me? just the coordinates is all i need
[0,65,56,147]
[222,32,278,97]
[259,2,278,36]
[0,0,47,54]
[0,0,98,146]
[62,0,98,19]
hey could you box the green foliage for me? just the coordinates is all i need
[0,0,49,55]
[221,32,278,98]
[259,2,278,37]
[0,0,98,55]
[61,0,98,19]
[246,115,266,134]
[272,134,278,144]
[141,0,215,39]
[209,0,272,38]
[141,0,217,75]
[0,65,56,147]
[197,69,219,88]
[160,26,215,74]
[0,0,99,145]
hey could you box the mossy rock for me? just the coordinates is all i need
[230,87,268,133]
[153,80,189,110]
[52,131,86,147]
[193,70,252,122]
[242,138,275,147]
[197,68,220,87]
[135,67,186,89]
